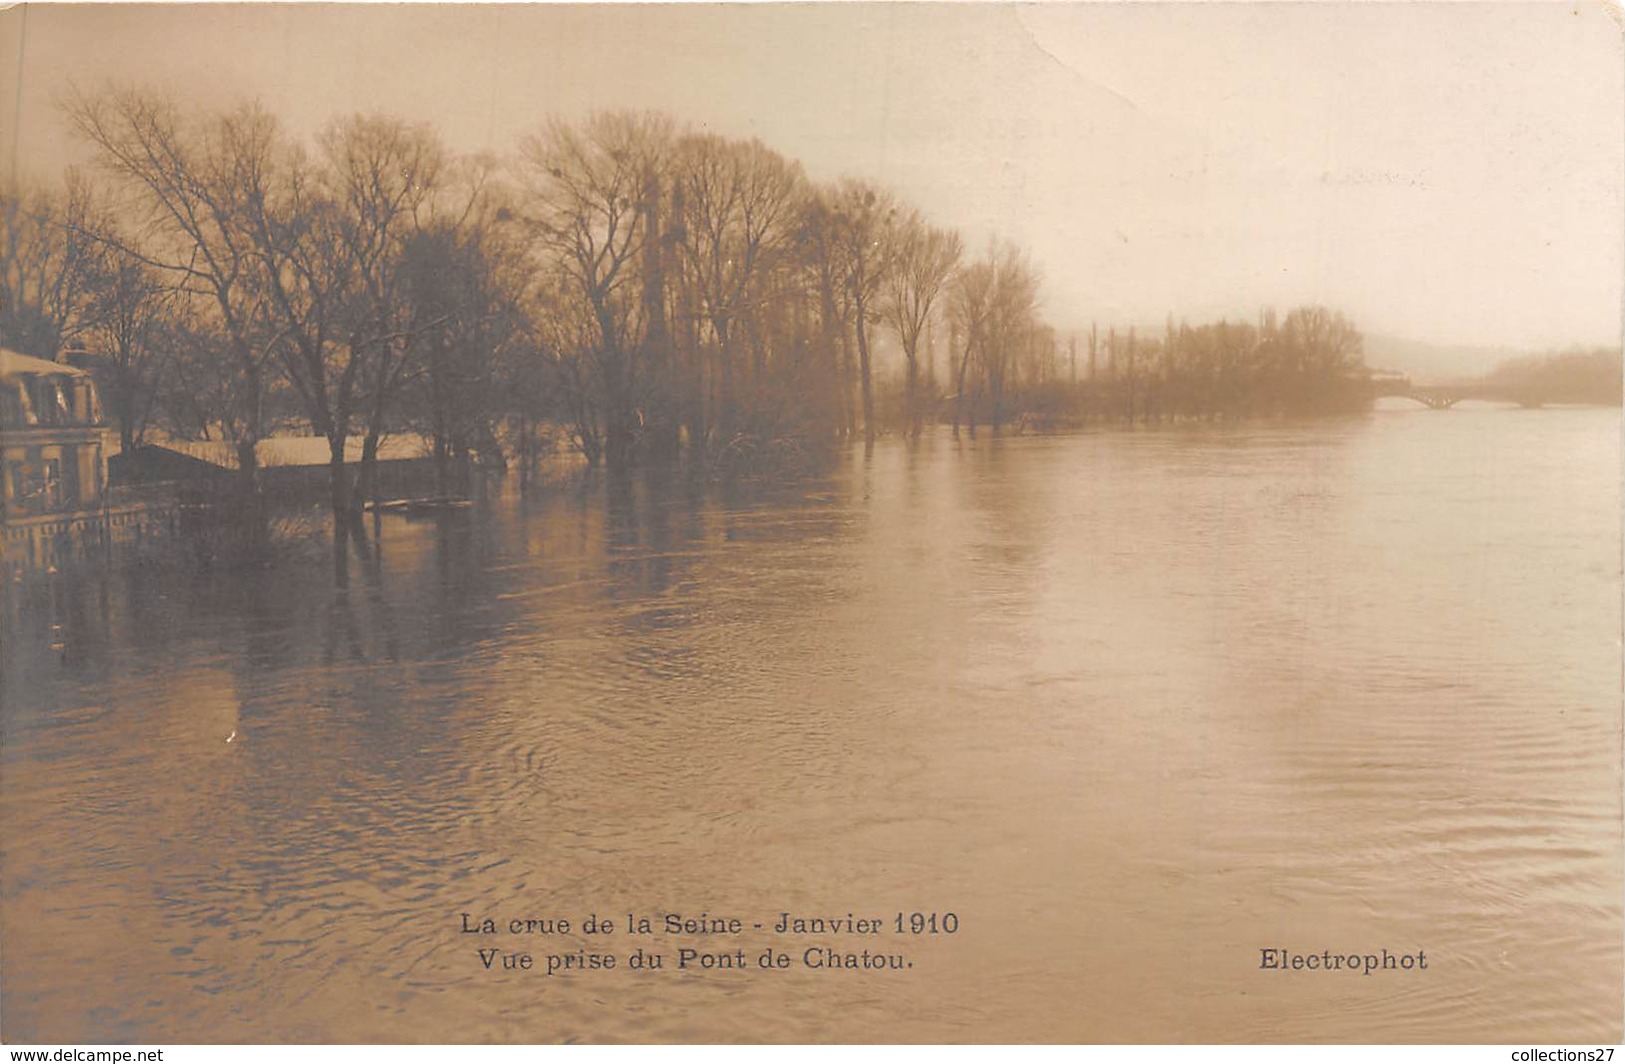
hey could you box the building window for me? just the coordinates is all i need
[59,445,80,509]
[41,458,61,510]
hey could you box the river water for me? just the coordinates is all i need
[2,403,1619,1043]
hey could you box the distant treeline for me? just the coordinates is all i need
[1481,347,1623,406]
[987,307,1370,431]
[2,91,1377,551]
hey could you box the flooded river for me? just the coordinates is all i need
[2,404,1619,1043]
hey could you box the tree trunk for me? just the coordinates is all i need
[953,335,973,437]
[517,413,531,493]
[329,437,350,587]
[715,318,735,447]
[854,299,875,447]
[815,287,841,443]
[357,430,381,513]
[904,353,920,438]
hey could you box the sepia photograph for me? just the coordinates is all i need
[0,0,1621,1046]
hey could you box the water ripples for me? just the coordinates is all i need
[2,410,1619,1042]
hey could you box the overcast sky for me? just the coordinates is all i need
[3,2,1621,352]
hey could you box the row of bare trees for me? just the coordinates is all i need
[5,96,1058,503]
[3,90,1378,573]
[511,113,1043,463]
[49,94,510,571]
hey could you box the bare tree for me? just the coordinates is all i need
[821,179,896,446]
[517,111,672,467]
[234,124,366,569]
[880,210,960,436]
[80,247,178,451]
[669,133,806,449]
[947,257,994,435]
[794,194,856,441]
[66,89,280,491]
[0,173,105,359]
[983,242,1040,428]
[399,198,527,497]
[318,113,446,510]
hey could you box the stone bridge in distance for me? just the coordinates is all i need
[1368,372,1544,410]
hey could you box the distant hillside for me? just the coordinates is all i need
[1361,334,1529,384]
[1483,348,1623,406]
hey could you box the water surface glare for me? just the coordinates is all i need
[2,406,1620,1042]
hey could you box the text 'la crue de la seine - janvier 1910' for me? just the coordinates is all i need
[459,910,960,976]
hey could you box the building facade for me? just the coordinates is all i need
[1,348,111,575]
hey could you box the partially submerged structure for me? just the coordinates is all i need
[114,434,440,501]
[0,348,116,575]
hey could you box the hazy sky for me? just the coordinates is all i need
[3,2,1621,351]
